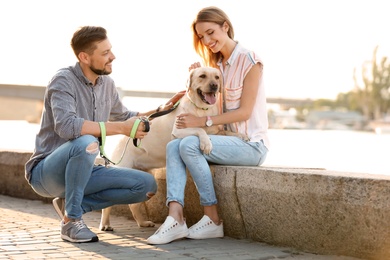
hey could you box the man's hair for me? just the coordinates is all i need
[71,26,107,58]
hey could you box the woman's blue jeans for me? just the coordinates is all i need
[30,135,157,220]
[166,135,268,208]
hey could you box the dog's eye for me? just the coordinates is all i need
[215,76,220,80]
[199,74,206,78]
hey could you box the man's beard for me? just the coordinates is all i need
[90,65,111,76]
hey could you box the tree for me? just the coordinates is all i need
[353,46,390,120]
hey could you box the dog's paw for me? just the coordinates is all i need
[221,130,249,141]
[100,225,114,231]
[199,135,213,155]
[237,133,249,141]
[137,220,156,227]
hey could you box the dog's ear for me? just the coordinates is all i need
[186,69,196,90]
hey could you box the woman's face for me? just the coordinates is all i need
[195,21,228,53]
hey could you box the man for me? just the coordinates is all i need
[25,26,174,243]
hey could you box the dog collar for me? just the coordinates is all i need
[186,91,209,110]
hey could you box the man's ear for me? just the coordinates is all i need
[78,52,90,64]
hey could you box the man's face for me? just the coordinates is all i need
[88,39,116,75]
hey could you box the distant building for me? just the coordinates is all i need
[268,109,306,129]
[306,110,366,130]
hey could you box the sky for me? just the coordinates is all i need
[1,0,389,100]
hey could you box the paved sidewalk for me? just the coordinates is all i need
[0,195,362,260]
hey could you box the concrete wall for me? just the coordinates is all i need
[0,97,43,123]
[1,150,389,260]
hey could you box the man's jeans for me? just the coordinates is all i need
[30,135,157,219]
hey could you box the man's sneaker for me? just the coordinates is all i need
[52,197,65,220]
[187,215,224,239]
[61,219,99,243]
[147,216,189,244]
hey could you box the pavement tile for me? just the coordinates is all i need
[0,195,363,260]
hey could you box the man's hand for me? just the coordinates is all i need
[124,117,150,139]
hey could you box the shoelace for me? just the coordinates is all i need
[161,222,179,234]
[193,219,213,231]
[155,219,179,235]
[73,219,87,231]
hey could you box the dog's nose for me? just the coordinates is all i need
[209,82,218,92]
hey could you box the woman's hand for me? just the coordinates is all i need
[175,113,203,129]
[189,62,201,71]
[157,90,186,113]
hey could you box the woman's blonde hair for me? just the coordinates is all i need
[191,6,234,68]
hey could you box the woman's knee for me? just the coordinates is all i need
[167,138,181,151]
[179,136,199,155]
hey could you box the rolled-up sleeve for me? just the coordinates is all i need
[49,76,84,140]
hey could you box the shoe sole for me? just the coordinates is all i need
[187,233,224,239]
[147,230,189,245]
[61,234,99,243]
[187,228,224,239]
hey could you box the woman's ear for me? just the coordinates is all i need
[222,21,229,33]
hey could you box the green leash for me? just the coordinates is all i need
[98,99,181,167]
[98,122,131,167]
[131,100,180,147]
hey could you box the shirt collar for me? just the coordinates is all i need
[73,62,102,87]
[217,41,240,67]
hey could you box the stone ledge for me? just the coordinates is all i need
[1,150,389,260]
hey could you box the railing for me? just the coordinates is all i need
[0,83,176,101]
[0,83,314,106]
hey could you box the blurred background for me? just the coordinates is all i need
[1,0,389,175]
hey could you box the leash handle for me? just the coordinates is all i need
[132,100,180,147]
[132,117,150,147]
[98,98,182,166]
[98,122,130,167]
[130,118,141,139]
[132,99,181,147]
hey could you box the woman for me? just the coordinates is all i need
[147,6,270,245]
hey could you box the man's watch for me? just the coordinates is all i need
[205,116,213,127]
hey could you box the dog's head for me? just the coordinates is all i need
[186,67,223,110]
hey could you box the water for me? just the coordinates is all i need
[3,96,388,177]
[1,119,388,177]
[120,96,388,176]
[265,129,389,176]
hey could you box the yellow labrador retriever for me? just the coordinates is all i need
[99,67,247,231]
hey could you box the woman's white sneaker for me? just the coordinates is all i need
[147,216,189,244]
[187,215,224,239]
